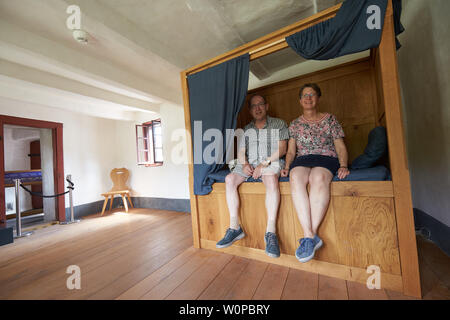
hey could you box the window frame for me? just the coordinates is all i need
[136,118,163,167]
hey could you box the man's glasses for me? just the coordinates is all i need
[250,102,266,109]
[301,93,317,99]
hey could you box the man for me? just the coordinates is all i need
[216,94,289,258]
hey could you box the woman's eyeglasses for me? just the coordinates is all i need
[301,93,317,99]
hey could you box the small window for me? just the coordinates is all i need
[136,119,163,167]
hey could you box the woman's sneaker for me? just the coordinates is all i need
[216,227,245,248]
[264,232,280,258]
[313,235,323,251]
[295,237,319,263]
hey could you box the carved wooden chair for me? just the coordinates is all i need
[100,168,134,215]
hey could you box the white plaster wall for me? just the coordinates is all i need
[398,0,450,227]
[114,103,190,200]
[0,97,118,208]
[3,126,39,171]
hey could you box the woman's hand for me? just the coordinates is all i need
[280,168,289,177]
[337,167,350,180]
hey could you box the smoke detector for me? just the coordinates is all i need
[72,29,88,44]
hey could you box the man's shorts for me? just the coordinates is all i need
[230,160,284,180]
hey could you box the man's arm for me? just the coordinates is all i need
[253,139,287,180]
[263,139,287,165]
[237,146,253,176]
[237,146,247,165]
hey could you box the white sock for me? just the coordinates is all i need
[266,219,276,234]
[230,217,240,230]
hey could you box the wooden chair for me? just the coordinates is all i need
[100,168,134,215]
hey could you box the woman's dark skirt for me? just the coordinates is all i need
[290,154,340,176]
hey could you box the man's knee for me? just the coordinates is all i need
[225,173,244,188]
[262,174,279,191]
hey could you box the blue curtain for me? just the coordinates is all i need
[392,0,405,49]
[187,54,249,195]
[286,0,404,60]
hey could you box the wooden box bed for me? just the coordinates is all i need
[181,1,421,298]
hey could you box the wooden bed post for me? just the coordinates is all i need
[377,0,421,298]
[180,71,201,248]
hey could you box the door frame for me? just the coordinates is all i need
[0,115,65,226]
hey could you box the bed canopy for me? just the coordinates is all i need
[181,0,421,298]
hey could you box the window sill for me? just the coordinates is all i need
[141,163,164,168]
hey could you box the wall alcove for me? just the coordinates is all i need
[181,1,421,298]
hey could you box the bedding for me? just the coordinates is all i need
[4,171,42,186]
[207,165,391,184]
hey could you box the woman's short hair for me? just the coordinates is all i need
[299,83,322,98]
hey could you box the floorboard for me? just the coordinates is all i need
[281,269,318,300]
[0,209,448,300]
[223,259,268,300]
[198,256,249,300]
[346,281,389,300]
[252,263,289,300]
[165,252,234,300]
[318,275,348,300]
[140,249,216,300]
[117,246,198,300]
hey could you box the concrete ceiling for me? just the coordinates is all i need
[0,0,343,120]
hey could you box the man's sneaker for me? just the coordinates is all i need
[313,234,323,251]
[264,232,280,258]
[216,227,245,248]
[295,237,317,263]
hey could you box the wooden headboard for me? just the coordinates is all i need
[238,57,382,163]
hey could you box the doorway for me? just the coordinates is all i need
[0,115,65,228]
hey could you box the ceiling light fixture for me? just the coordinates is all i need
[72,29,88,44]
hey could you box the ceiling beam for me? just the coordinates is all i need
[0,75,151,121]
[0,59,160,114]
[0,14,182,107]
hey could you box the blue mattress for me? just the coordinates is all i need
[207,165,391,183]
[4,171,42,185]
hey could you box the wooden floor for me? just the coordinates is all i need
[0,208,448,300]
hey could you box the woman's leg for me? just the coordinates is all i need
[308,167,333,235]
[225,173,246,230]
[289,167,314,238]
[261,174,280,234]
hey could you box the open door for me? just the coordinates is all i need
[0,115,65,227]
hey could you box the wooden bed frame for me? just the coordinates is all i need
[180,1,421,298]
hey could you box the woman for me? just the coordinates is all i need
[281,83,350,263]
